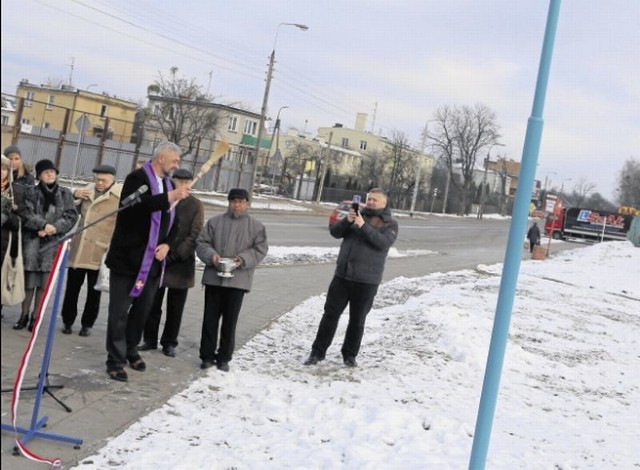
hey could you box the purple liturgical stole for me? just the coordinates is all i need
[129,162,175,298]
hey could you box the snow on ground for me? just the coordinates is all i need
[73,241,639,470]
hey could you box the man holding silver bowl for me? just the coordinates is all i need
[196,188,268,372]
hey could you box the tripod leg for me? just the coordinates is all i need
[43,387,72,413]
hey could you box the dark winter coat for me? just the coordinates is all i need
[21,182,79,272]
[527,223,541,246]
[330,205,398,285]
[105,167,173,277]
[1,182,24,263]
[197,210,268,292]
[163,194,204,289]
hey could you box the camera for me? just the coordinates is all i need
[351,195,361,214]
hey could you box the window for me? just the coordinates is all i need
[24,92,34,107]
[341,137,349,148]
[1,115,8,125]
[153,104,162,116]
[21,118,31,125]
[244,119,257,136]
[228,115,238,132]
[44,122,50,129]
[46,95,55,110]
[359,140,367,150]
[100,104,108,118]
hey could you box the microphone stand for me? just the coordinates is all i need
[1,195,144,453]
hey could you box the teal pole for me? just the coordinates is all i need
[468,1,561,469]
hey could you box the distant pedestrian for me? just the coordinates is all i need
[139,169,204,358]
[527,222,541,253]
[196,188,268,372]
[61,165,121,337]
[16,159,78,331]
[304,189,398,368]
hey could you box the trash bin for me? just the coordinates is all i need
[531,245,546,260]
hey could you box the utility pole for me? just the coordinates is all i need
[68,57,75,86]
[316,131,333,203]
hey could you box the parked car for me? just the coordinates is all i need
[328,200,366,227]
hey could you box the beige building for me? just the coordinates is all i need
[13,80,138,142]
[317,112,435,191]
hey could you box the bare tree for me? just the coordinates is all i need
[569,178,597,207]
[616,157,640,208]
[428,104,501,214]
[359,150,390,190]
[45,77,66,88]
[146,67,222,170]
[385,131,417,209]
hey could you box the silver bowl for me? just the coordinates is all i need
[217,257,236,278]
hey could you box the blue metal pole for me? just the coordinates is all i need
[468,1,561,469]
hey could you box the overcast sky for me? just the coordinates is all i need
[2,0,638,201]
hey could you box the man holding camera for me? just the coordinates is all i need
[304,188,398,368]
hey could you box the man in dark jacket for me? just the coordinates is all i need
[196,188,268,372]
[527,222,541,253]
[139,169,204,358]
[304,188,398,368]
[104,141,191,382]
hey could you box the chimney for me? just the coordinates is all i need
[355,113,367,132]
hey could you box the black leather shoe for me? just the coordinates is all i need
[78,327,91,337]
[162,346,176,358]
[27,317,35,332]
[343,357,358,368]
[62,325,72,334]
[303,354,322,366]
[137,342,157,351]
[216,361,230,372]
[13,315,29,330]
[200,360,215,370]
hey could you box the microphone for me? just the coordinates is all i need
[121,185,148,206]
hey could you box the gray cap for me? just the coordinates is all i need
[93,164,116,175]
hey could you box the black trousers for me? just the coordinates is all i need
[106,271,160,371]
[61,267,101,328]
[200,286,245,364]
[311,276,379,359]
[143,286,188,349]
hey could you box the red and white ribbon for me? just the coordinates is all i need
[10,240,70,468]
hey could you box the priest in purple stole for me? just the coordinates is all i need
[104,141,191,382]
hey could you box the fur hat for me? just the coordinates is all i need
[3,145,21,157]
[227,188,249,201]
[35,159,59,178]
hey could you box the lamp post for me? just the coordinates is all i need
[248,23,308,199]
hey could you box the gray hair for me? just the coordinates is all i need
[153,141,181,159]
[369,188,388,198]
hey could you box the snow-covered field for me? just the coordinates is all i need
[74,241,639,469]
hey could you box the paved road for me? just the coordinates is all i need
[0,207,562,469]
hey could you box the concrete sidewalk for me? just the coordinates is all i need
[1,243,517,469]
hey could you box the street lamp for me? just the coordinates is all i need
[248,23,308,199]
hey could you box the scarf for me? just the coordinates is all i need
[38,181,59,213]
[129,162,175,298]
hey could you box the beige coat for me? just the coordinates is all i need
[68,182,122,270]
